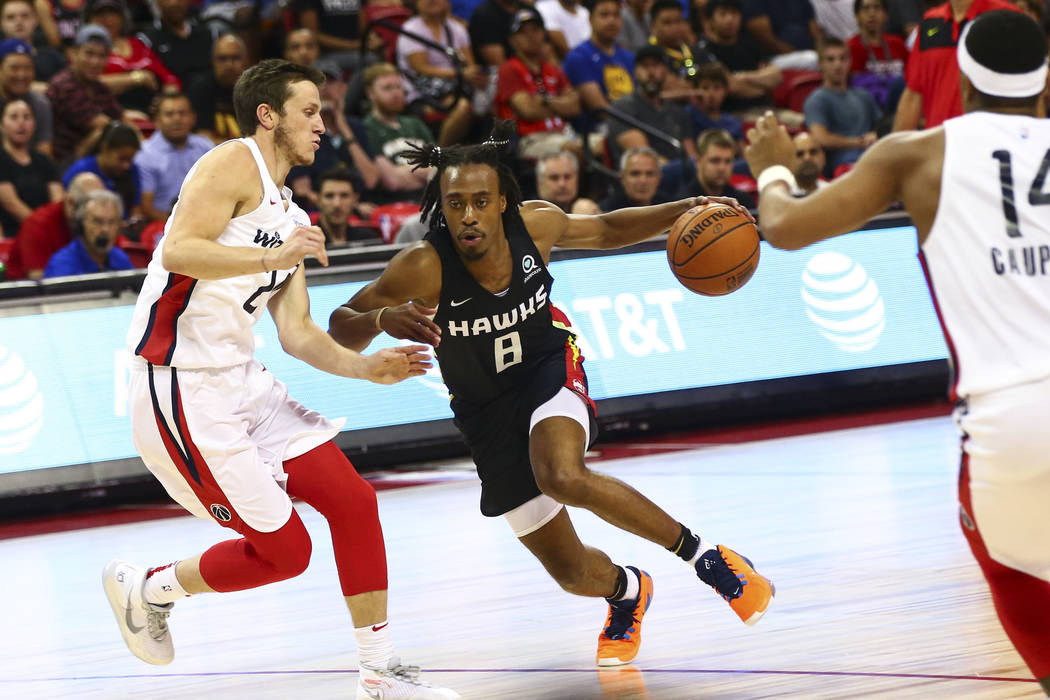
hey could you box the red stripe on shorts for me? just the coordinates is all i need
[551,304,596,414]
[149,366,247,532]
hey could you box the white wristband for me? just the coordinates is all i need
[756,165,798,193]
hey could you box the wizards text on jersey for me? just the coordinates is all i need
[254,229,284,248]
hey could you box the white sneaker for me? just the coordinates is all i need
[102,559,175,665]
[356,657,460,699]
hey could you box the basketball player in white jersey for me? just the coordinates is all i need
[104,59,459,700]
[745,11,1050,692]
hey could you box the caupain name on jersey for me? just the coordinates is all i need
[990,244,1050,276]
[446,286,549,337]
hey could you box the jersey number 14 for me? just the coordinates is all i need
[992,147,1050,238]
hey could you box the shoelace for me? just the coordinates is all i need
[603,600,639,640]
[698,551,744,600]
[144,602,173,641]
[382,661,433,688]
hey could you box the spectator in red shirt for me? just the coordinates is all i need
[847,0,909,110]
[495,8,581,159]
[46,23,125,167]
[5,171,102,279]
[86,0,181,114]
[892,0,1021,130]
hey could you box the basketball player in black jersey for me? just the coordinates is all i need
[329,122,775,668]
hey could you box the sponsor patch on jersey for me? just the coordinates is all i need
[522,254,541,283]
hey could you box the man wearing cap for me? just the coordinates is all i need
[0,0,66,83]
[607,44,695,166]
[892,0,1021,131]
[746,10,1050,689]
[0,37,55,158]
[46,24,125,167]
[495,8,582,159]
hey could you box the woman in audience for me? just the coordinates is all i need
[62,121,143,221]
[396,0,487,145]
[0,97,62,238]
[86,0,181,113]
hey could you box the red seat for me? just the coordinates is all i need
[0,237,14,265]
[117,221,166,268]
[729,173,758,194]
[833,162,855,179]
[370,202,422,244]
[772,69,824,113]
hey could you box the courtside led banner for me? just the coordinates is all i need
[0,226,948,474]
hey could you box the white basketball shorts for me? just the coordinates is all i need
[957,375,1050,582]
[128,359,344,533]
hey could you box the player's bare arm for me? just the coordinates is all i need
[745,113,943,249]
[269,264,432,384]
[162,142,329,280]
[328,242,444,351]
[524,196,755,258]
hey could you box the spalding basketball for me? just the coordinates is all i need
[666,203,760,296]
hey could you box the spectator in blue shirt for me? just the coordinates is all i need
[134,93,213,221]
[43,189,133,276]
[61,121,143,220]
[803,37,880,176]
[563,0,635,134]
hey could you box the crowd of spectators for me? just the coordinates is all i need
[0,0,1047,279]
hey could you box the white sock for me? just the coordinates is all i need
[688,537,717,568]
[142,562,188,605]
[613,567,641,603]
[355,621,395,670]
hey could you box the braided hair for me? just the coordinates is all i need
[398,120,524,238]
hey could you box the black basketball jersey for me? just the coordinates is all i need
[426,212,574,410]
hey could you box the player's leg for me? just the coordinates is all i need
[529,389,773,626]
[283,440,459,700]
[105,363,315,665]
[958,384,1050,689]
[513,500,654,666]
[960,456,1050,688]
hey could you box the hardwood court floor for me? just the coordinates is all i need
[0,414,1041,699]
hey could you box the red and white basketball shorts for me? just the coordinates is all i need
[957,375,1050,583]
[128,359,344,533]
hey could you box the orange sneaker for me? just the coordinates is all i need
[696,545,774,626]
[596,567,653,667]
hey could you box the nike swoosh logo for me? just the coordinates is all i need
[449,298,472,307]
[926,27,938,36]
[269,199,277,205]
[125,605,145,634]
[371,622,389,632]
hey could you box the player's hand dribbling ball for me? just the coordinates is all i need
[666,203,760,296]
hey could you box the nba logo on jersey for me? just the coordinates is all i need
[210,504,232,522]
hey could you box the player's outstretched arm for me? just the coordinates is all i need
[269,266,431,384]
[745,113,922,249]
[329,242,443,352]
[527,195,754,255]
[162,143,329,280]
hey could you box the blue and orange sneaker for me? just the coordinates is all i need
[596,567,654,667]
[696,545,774,625]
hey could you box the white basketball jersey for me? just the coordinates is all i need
[921,111,1050,399]
[126,138,310,369]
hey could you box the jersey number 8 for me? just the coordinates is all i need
[495,331,523,373]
